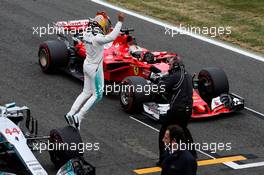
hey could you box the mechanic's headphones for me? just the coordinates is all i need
[170,56,184,72]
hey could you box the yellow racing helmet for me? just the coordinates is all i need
[94,12,112,34]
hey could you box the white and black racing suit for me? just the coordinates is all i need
[67,21,122,121]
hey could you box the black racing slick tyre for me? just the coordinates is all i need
[120,76,151,113]
[38,40,69,73]
[198,67,229,100]
[48,126,83,168]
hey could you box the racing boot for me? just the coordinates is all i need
[64,114,82,130]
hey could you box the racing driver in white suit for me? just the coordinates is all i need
[65,12,124,129]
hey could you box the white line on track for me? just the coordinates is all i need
[245,107,264,117]
[91,0,264,62]
[232,93,264,118]
[224,161,264,170]
[129,116,159,132]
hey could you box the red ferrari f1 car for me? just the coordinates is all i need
[120,67,244,120]
[38,19,244,120]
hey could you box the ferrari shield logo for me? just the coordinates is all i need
[134,66,139,75]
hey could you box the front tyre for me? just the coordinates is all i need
[198,67,229,100]
[120,76,150,113]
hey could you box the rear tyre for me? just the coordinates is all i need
[198,67,229,100]
[49,126,83,168]
[120,76,151,113]
[38,40,69,73]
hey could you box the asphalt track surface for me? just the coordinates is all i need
[0,0,264,175]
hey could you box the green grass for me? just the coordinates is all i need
[107,0,264,54]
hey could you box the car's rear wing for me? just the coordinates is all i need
[54,19,92,31]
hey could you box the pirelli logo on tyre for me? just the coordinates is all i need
[134,66,139,75]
